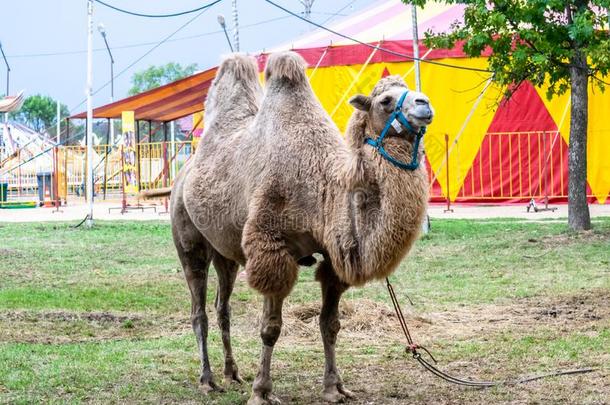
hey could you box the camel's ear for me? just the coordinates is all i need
[349,94,371,111]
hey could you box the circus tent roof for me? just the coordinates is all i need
[70,67,217,122]
[272,0,463,49]
[71,1,459,122]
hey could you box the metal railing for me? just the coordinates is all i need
[1,133,607,204]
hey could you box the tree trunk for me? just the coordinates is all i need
[567,50,591,231]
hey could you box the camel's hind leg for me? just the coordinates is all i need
[316,258,354,403]
[247,295,285,405]
[175,236,221,393]
[212,254,244,385]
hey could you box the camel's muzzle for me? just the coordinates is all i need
[364,90,427,171]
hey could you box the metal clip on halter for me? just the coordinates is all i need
[364,90,426,171]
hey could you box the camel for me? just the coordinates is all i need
[169,51,434,404]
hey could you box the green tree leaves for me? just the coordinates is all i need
[128,62,198,96]
[9,94,69,134]
[407,0,610,100]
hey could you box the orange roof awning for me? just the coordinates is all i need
[70,67,217,122]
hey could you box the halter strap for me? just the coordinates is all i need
[364,90,426,171]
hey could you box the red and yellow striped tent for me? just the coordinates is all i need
[74,0,610,204]
[263,0,610,204]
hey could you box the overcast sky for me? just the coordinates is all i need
[0,0,376,115]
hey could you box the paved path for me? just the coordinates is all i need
[1,200,609,223]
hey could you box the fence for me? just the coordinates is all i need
[0,140,193,202]
[1,132,607,204]
[428,130,607,204]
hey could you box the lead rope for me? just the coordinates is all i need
[385,277,597,387]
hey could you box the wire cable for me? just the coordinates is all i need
[262,0,492,73]
[320,0,359,25]
[93,0,222,18]
[7,15,290,59]
[68,0,221,116]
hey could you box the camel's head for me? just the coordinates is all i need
[349,75,434,137]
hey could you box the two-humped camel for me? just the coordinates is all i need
[169,52,434,404]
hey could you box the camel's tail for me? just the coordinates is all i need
[139,187,171,200]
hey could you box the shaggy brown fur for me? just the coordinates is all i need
[170,51,433,404]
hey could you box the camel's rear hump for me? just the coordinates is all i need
[264,52,308,84]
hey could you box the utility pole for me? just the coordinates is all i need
[232,0,240,51]
[56,101,61,144]
[300,0,315,20]
[0,42,8,98]
[0,41,10,164]
[86,0,94,227]
[98,23,115,145]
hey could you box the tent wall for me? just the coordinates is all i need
[302,57,609,204]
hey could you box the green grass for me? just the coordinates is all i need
[0,218,609,404]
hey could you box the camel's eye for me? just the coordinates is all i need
[379,96,392,106]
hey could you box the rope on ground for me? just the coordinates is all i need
[72,214,90,229]
[385,277,598,387]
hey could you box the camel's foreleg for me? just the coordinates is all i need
[316,259,354,403]
[247,295,284,405]
[212,254,244,385]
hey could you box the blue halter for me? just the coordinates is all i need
[364,90,426,171]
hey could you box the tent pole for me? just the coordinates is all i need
[329,43,381,119]
[307,45,330,81]
[429,77,494,188]
[411,5,421,92]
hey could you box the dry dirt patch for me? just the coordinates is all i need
[0,310,190,344]
[242,289,610,347]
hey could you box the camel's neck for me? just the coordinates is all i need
[325,111,429,286]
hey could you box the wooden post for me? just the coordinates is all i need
[53,146,63,213]
[17,148,21,198]
[444,133,453,213]
[136,120,141,189]
[103,118,110,200]
[120,144,127,214]
[163,122,168,213]
[65,119,70,204]
[161,140,169,214]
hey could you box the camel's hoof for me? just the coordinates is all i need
[247,393,281,405]
[224,371,245,385]
[199,379,224,394]
[322,385,355,403]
